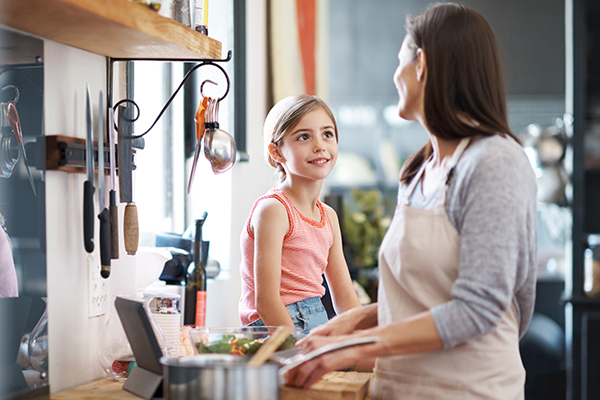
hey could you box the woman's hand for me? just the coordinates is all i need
[285,335,368,388]
[299,303,378,344]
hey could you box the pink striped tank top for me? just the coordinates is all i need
[238,188,333,325]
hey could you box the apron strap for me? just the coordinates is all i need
[434,137,471,208]
[402,157,429,205]
[402,137,471,206]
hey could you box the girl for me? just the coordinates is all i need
[239,94,361,336]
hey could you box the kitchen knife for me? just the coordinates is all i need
[108,107,119,259]
[83,84,95,253]
[97,92,111,278]
[117,105,139,255]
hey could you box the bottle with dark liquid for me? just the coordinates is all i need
[184,212,207,326]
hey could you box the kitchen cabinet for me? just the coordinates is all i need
[566,1,600,399]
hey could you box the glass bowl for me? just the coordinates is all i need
[187,326,303,356]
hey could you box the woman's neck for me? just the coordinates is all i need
[427,134,462,168]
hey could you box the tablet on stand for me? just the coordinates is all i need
[115,297,164,399]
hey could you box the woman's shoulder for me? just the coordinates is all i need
[460,135,534,179]
[450,135,536,200]
[468,134,526,160]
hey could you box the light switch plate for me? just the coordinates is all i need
[88,256,108,317]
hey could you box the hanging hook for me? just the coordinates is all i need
[200,80,218,98]
[1,85,20,103]
[113,56,232,139]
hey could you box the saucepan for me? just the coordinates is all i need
[160,326,379,400]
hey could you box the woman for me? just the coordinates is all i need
[286,3,537,399]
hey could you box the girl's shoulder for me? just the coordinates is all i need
[252,190,289,218]
[320,201,338,220]
[248,193,291,238]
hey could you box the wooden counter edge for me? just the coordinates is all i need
[51,377,133,400]
[51,372,374,400]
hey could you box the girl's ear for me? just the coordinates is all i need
[268,142,284,163]
[416,48,427,82]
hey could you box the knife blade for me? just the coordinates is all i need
[83,84,95,253]
[97,92,111,278]
[108,107,119,260]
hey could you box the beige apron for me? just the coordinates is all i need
[373,138,525,400]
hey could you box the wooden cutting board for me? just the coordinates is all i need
[281,371,373,400]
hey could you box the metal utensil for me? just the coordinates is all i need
[187,95,209,194]
[97,92,111,278]
[117,105,139,255]
[6,101,36,196]
[83,84,95,253]
[108,107,119,259]
[203,98,236,174]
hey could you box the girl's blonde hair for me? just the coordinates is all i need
[263,94,338,183]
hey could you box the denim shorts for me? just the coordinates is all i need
[248,296,328,337]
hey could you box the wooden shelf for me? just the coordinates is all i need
[0,0,222,61]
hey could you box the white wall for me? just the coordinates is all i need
[206,0,275,328]
[44,40,110,392]
[45,0,273,392]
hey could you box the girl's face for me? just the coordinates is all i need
[273,108,338,182]
[393,35,425,122]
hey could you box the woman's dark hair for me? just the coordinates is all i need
[400,2,518,184]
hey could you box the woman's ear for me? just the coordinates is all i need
[416,48,427,82]
[268,142,284,163]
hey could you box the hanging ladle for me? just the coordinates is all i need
[201,82,236,174]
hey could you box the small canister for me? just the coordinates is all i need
[145,293,181,357]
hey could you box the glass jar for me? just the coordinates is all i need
[144,293,181,357]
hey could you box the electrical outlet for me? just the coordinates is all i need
[88,256,108,317]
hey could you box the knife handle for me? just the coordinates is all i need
[124,202,139,255]
[109,190,119,259]
[83,180,95,253]
[99,208,111,278]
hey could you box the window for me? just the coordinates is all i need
[128,0,235,271]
